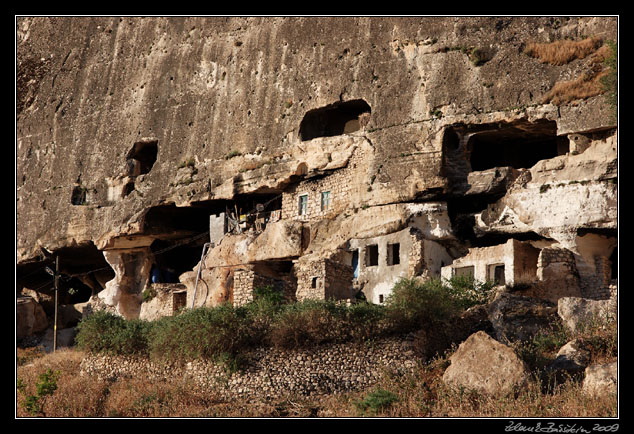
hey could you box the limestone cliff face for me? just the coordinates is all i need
[17,17,618,318]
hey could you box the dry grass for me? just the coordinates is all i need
[15,345,617,418]
[542,69,609,106]
[525,37,616,107]
[524,37,603,65]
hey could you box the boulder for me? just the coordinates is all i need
[546,339,590,376]
[487,292,558,344]
[16,296,49,339]
[442,331,529,396]
[413,304,493,362]
[558,296,617,334]
[583,362,617,396]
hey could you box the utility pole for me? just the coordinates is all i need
[53,256,59,352]
[46,256,60,352]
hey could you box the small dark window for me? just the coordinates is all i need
[71,185,87,205]
[379,294,384,304]
[366,245,379,267]
[311,277,318,288]
[493,264,505,285]
[387,243,400,266]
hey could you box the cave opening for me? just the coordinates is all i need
[150,239,205,281]
[143,194,283,278]
[16,242,115,308]
[468,120,569,171]
[126,138,158,176]
[299,99,371,141]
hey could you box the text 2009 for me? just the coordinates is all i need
[593,425,619,432]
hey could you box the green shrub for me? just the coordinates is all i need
[268,300,342,348]
[75,311,150,356]
[444,274,495,310]
[147,304,252,362]
[384,278,460,331]
[355,387,399,416]
[17,369,60,416]
[253,284,286,306]
[384,277,493,332]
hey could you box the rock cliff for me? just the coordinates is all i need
[17,17,617,322]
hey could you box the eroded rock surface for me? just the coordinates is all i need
[16,17,617,324]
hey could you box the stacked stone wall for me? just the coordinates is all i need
[80,335,417,399]
[581,256,614,300]
[233,268,290,307]
[296,259,326,301]
[407,228,426,277]
[323,259,354,300]
[281,146,367,221]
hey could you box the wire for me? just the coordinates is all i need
[18,230,211,287]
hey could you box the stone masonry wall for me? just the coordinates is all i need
[282,145,368,221]
[295,258,326,301]
[323,259,354,300]
[233,268,288,307]
[80,335,417,400]
[581,255,613,300]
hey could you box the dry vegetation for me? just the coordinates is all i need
[524,37,617,107]
[16,310,617,418]
[15,344,616,418]
[524,36,603,65]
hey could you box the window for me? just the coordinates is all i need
[321,191,331,211]
[366,244,379,267]
[311,277,318,288]
[488,264,505,285]
[298,194,308,216]
[454,266,474,278]
[379,294,384,304]
[387,243,400,266]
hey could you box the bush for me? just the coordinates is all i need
[444,274,494,309]
[385,277,493,332]
[17,368,60,416]
[355,387,399,416]
[385,278,460,331]
[75,311,150,356]
[148,304,252,362]
[268,300,342,349]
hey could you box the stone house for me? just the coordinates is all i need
[281,146,366,222]
[439,237,616,303]
[139,283,187,321]
[348,227,453,304]
[441,239,541,287]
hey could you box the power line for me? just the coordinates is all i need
[18,230,211,289]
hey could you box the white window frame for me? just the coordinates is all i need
[320,190,331,211]
[298,193,308,216]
